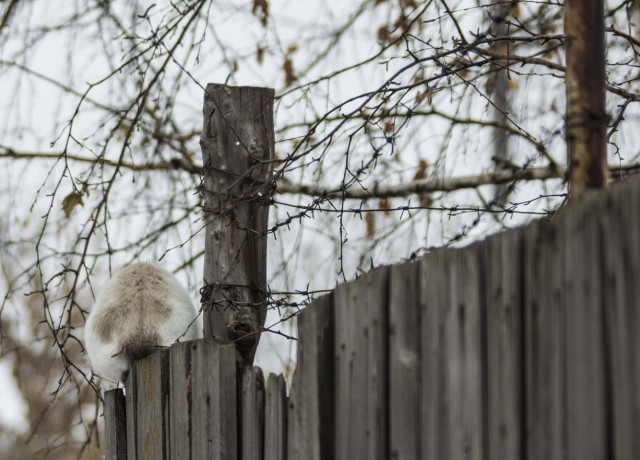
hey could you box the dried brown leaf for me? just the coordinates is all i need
[416,87,434,104]
[283,57,296,86]
[384,121,395,134]
[379,198,392,217]
[256,45,264,65]
[413,159,428,181]
[252,0,269,27]
[365,211,376,240]
[62,191,83,218]
[418,193,433,207]
[377,26,390,43]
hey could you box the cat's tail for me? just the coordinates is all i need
[122,334,160,366]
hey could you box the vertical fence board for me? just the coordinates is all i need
[524,219,566,460]
[420,250,451,459]
[389,261,421,459]
[102,178,640,460]
[192,340,238,460]
[105,388,127,460]
[421,247,484,459]
[448,247,484,460]
[133,349,170,459]
[265,373,287,460]
[563,193,608,460]
[169,341,193,459]
[170,340,237,460]
[484,230,524,459]
[126,361,139,459]
[287,294,335,460]
[334,267,389,460]
[601,178,640,459]
[241,367,265,460]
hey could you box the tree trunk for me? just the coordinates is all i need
[565,0,608,200]
[490,3,512,206]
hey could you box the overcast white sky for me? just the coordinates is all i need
[1,0,638,446]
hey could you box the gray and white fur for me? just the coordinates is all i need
[84,262,201,383]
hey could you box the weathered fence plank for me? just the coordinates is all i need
[103,175,640,460]
[524,218,566,460]
[264,373,287,460]
[389,261,421,460]
[125,349,170,459]
[200,84,275,365]
[563,192,608,460]
[483,229,524,459]
[421,247,484,460]
[135,349,170,459]
[287,294,335,460]
[448,247,484,460]
[125,361,138,460]
[193,340,238,460]
[104,389,127,460]
[170,340,238,460]
[168,341,192,459]
[420,250,451,459]
[602,178,640,459]
[334,267,389,460]
[240,367,265,460]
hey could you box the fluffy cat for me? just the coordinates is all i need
[84,262,201,383]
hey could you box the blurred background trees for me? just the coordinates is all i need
[1,0,639,457]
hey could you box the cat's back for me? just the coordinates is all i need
[89,263,177,332]
[85,262,200,382]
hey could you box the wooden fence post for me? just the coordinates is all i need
[200,84,275,365]
[169,340,238,460]
[104,388,127,460]
[288,294,335,460]
[264,373,287,460]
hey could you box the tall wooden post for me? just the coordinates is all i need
[200,84,275,365]
[565,0,608,201]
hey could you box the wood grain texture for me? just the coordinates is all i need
[420,250,452,459]
[264,373,287,460]
[420,246,484,460]
[563,191,608,460]
[601,177,640,459]
[447,246,484,460]
[104,388,127,460]
[102,177,640,460]
[334,267,389,460]
[287,294,334,460]
[126,360,138,460]
[200,84,275,365]
[169,341,193,459]
[169,339,238,460]
[240,366,265,460]
[524,217,567,460]
[134,348,170,459]
[389,261,421,460]
[483,229,524,460]
[192,339,238,460]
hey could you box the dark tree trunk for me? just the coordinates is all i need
[565,0,608,200]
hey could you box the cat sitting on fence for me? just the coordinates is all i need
[84,262,202,383]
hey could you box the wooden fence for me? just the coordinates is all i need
[104,175,640,459]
